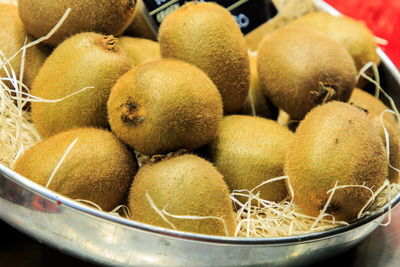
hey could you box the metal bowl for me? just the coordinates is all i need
[1,1,400,266]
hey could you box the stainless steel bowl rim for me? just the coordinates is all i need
[2,157,399,246]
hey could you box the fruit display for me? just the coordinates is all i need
[0,4,47,90]
[18,0,136,46]
[31,32,132,137]
[158,2,250,113]
[0,0,399,243]
[13,128,138,211]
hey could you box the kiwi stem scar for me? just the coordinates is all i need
[103,35,118,51]
[311,82,337,104]
[120,97,145,127]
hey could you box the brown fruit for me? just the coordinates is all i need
[349,88,399,183]
[349,88,397,127]
[292,12,380,74]
[118,36,160,65]
[209,115,293,203]
[31,33,132,137]
[13,128,138,211]
[241,54,277,118]
[107,59,223,155]
[158,2,250,113]
[18,0,136,46]
[124,0,157,41]
[257,26,357,119]
[245,0,316,51]
[128,154,237,236]
[0,4,47,90]
[285,101,388,221]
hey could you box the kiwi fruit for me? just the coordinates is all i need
[107,58,223,156]
[128,154,237,236]
[118,36,160,65]
[245,0,316,51]
[291,12,380,79]
[31,32,132,137]
[124,0,156,41]
[240,54,277,119]
[158,2,250,113]
[0,4,47,90]
[257,26,357,120]
[18,0,137,46]
[13,127,138,211]
[349,88,399,183]
[371,116,400,184]
[349,88,398,127]
[285,101,388,221]
[209,115,293,203]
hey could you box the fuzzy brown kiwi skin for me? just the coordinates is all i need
[371,117,400,184]
[118,36,160,65]
[285,101,388,222]
[349,88,398,128]
[240,54,278,119]
[349,88,400,183]
[107,58,223,156]
[158,2,250,113]
[13,128,138,212]
[18,0,137,46]
[124,0,157,41]
[209,115,293,203]
[0,4,47,90]
[31,32,132,138]
[128,154,237,236]
[245,0,316,51]
[257,26,357,120]
[291,12,380,75]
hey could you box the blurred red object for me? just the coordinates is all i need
[326,0,400,70]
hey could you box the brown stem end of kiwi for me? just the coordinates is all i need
[150,149,189,164]
[120,97,145,127]
[98,35,119,52]
[311,82,337,104]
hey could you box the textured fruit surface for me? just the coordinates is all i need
[245,0,316,51]
[371,117,400,184]
[349,88,399,183]
[124,0,156,41]
[128,154,237,236]
[285,101,388,221]
[241,54,277,118]
[107,59,223,155]
[158,2,250,113]
[209,115,293,203]
[13,128,138,211]
[349,88,397,127]
[292,12,380,73]
[0,4,47,89]
[18,0,136,46]
[118,36,160,65]
[257,26,357,119]
[31,32,132,137]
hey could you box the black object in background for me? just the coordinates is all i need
[142,0,277,34]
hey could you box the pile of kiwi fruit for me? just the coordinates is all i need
[1,0,399,238]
